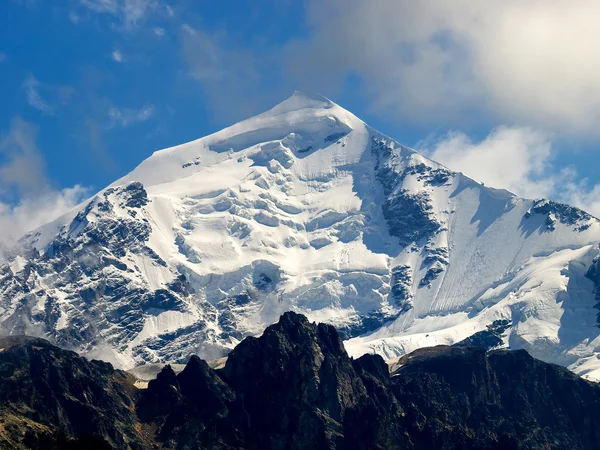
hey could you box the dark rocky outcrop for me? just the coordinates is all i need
[524,199,595,232]
[0,336,143,449]
[454,319,511,350]
[586,254,600,324]
[3,313,600,449]
[371,138,444,248]
[392,346,600,449]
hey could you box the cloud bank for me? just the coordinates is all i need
[421,127,600,217]
[290,0,600,134]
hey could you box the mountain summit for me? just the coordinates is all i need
[1,92,599,377]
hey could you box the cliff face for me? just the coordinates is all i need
[391,346,600,449]
[2,313,600,449]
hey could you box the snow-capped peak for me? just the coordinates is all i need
[115,90,360,189]
[260,89,335,115]
[1,92,600,380]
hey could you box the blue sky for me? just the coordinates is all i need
[1,0,600,239]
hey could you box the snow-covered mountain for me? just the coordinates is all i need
[1,91,600,378]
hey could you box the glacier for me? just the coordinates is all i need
[1,90,600,379]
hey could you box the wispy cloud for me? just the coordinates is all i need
[80,0,119,14]
[108,104,155,127]
[111,48,124,62]
[84,117,118,173]
[0,117,48,195]
[79,0,164,30]
[0,118,89,248]
[179,24,284,123]
[22,74,73,115]
[69,11,80,23]
[0,52,6,64]
[23,74,54,115]
[121,0,157,28]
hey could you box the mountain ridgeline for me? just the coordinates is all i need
[1,91,600,379]
[1,312,600,450]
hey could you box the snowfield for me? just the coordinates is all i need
[1,91,600,378]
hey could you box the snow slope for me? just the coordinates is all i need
[1,91,600,378]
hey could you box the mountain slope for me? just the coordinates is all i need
[3,314,600,449]
[1,91,599,377]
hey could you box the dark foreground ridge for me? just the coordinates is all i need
[1,313,600,449]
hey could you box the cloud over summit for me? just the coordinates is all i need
[290,0,600,134]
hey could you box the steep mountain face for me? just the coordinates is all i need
[1,91,600,378]
[3,313,600,449]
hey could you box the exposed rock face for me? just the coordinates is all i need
[3,313,600,449]
[221,312,371,449]
[372,138,445,248]
[586,252,600,323]
[453,319,511,349]
[392,346,600,449]
[0,336,142,449]
[0,182,190,360]
[525,199,595,232]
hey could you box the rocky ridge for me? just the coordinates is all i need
[2,313,600,449]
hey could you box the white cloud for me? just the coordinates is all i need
[0,186,88,248]
[122,0,157,28]
[0,118,89,248]
[424,127,553,199]
[79,0,159,29]
[80,0,118,14]
[180,23,195,36]
[290,0,600,134]
[112,48,124,62]
[22,74,54,115]
[153,27,164,37]
[563,183,600,219]
[108,104,155,127]
[420,127,600,217]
